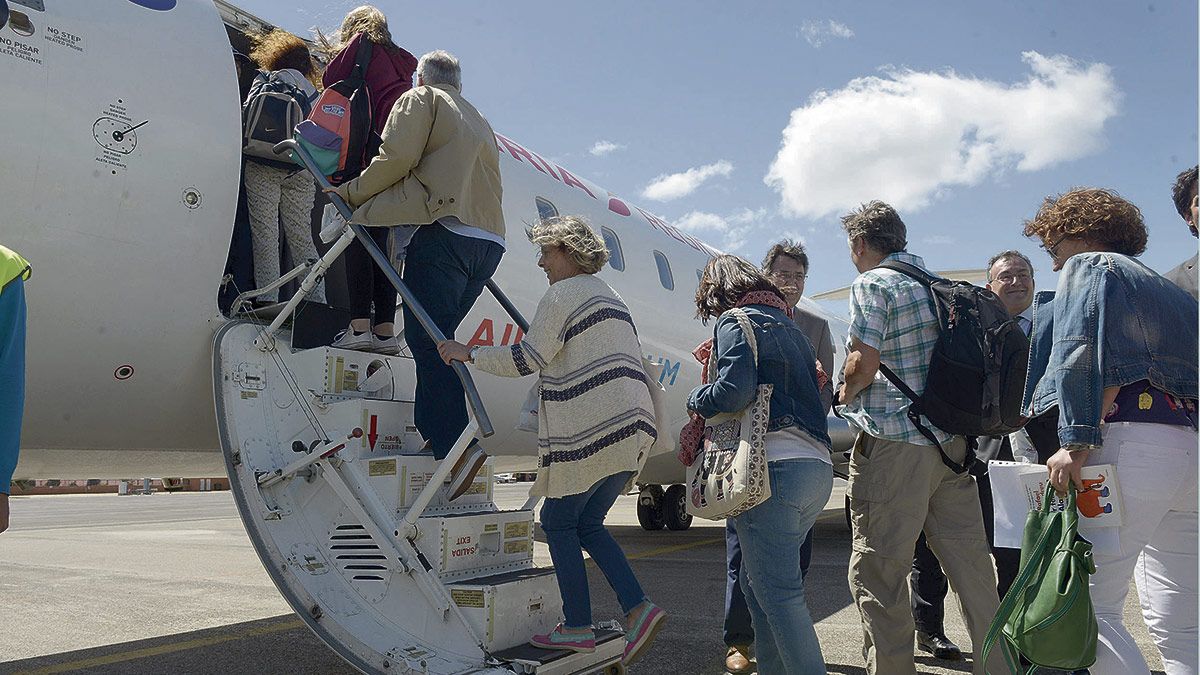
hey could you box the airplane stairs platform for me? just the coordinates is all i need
[213,321,626,674]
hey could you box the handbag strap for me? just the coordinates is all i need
[980,486,1077,674]
[726,308,760,365]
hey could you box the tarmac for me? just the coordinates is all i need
[0,484,1165,674]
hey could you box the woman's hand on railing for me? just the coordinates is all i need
[437,340,473,365]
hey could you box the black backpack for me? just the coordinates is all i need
[875,260,1030,473]
[242,71,313,168]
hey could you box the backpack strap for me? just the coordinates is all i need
[872,259,974,474]
[877,363,974,474]
[352,38,374,80]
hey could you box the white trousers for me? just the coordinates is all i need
[244,161,323,303]
[1086,421,1197,675]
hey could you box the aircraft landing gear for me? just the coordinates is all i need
[663,484,692,531]
[636,484,692,531]
[636,485,665,530]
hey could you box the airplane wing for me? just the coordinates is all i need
[809,267,990,301]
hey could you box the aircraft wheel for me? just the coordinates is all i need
[663,484,692,531]
[636,485,665,530]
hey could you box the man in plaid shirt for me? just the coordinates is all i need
[835,201,1001,675]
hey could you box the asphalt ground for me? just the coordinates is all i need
[0,485,1165,674]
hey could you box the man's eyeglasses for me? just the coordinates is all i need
[994,272,1032,285]
[770,271,807,282]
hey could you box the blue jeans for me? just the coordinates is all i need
[401,225,503,459]
[732,459,832,675]
[0,277,25,489]
[724,519,814,647]
[540,471,645,629]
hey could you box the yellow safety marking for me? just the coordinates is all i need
[14,619,304,674]
[624,536,722,561]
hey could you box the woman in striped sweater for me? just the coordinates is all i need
[438,216,667,666]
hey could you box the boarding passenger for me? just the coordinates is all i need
[907,249,1037,661]
[689,254,832,675]
[0,245,29,534]
[333,50,504,500]
[1164,165,1198,299]
[320,5,417,354]
[437,216,665,666]
[1023,188,1198,675]
[835,201,1001,675]
[243,30,324,305]
[719,240,834,674]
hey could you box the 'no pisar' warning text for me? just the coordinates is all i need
[0,37,41,65]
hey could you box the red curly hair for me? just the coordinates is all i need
[1023,188,1147,257]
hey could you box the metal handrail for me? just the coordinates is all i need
[485,280,530,334]
[273,139,494,439]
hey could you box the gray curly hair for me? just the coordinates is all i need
[527,216,610,275]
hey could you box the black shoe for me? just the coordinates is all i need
[916,631,962,661]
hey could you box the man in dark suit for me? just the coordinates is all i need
[720,240,834,674]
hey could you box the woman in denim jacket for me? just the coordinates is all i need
[1022,188,1198,675]
[687,255,831,674]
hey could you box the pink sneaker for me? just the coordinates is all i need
[529,624,596,653]
[623,603,667,666]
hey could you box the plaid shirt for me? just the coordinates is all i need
[837,252,952,446]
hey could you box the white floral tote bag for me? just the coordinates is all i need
[685,308,772,520]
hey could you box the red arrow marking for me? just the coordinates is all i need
[368,415,379,450]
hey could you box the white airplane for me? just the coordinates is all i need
[1,1,852,672]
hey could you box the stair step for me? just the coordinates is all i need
[446,566,564,655]
[491,627,624,671]
[415,508,534,581]
[364,454,496,516]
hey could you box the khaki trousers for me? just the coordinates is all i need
[846,433,1003,675]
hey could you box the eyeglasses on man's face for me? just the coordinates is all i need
[770,271,807,282]
[994,271,1032,285]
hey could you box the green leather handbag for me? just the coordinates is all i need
[981,485,1098,674]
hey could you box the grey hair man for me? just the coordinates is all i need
[334,48,505,501]
[836,201,1001,675]
[417,49,461,89]
[985,250,1035,327]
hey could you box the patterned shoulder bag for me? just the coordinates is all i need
[685,308,773,519]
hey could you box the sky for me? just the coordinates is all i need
[233,0,1199,302]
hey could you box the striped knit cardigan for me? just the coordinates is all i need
[472,274,656,498]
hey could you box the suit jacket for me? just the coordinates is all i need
[792,304,834,414]
[337,84,504,238]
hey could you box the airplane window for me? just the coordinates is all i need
[535,197,559,220]
[653,251,674,291]
[600,227,625,272]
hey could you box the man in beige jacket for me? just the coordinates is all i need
[335,50,504,498]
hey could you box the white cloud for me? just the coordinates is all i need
[765,52,1120,219]
[673,207,770,251]
[800,19,854,48]
[641,160,734,201]
[589,140,625,156]
[675,211,730,233]
[923,234,956,246]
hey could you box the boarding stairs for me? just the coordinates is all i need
[212,140,625,675]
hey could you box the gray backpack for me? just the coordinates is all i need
[242,71,311,167]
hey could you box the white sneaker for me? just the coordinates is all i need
[331,329,374,351]
[371,334,402,356]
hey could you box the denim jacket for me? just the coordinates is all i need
[687,305,831,449]
[1022,252,1199,447]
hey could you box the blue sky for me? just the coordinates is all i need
[235,0,1198,298]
